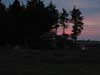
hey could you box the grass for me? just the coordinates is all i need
[1,63,100,75]
[0,47,100,74]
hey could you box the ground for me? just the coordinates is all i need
[0,47,100,75]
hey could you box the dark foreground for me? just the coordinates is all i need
[0,47,100,75]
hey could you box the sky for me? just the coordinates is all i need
[2,0,100,41]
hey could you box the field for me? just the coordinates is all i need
[0,47,100,75]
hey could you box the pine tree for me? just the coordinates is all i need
[8,0,24,16]
[71,6,84,42]
[36,0,44,8]
[60,8,69,35]
[46,1,59,25]
[0,0,6,16]
[27,0,37,9]
[38,1,59,36]
[7,0,25,47]
[0,0,6,45]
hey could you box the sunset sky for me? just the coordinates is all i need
[2,0,100,40]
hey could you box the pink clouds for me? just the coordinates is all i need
[56,22,73,35]
[82,14,100,35]
[84,15,100,26]
[56,26,63,35]
[65,23,73,35]
[79,14,100,40]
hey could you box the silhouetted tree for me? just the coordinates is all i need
[71,6,84,42]
[9,0,23,15]
[60,8,69,35]
[0,0,5,16]
[25,0,59,48]
[24,0,59,38]
[7,0,25,47]
[27,0,38,9]
[46,1,59,25]
[40,1,59,38]
[26,0,46,40]
[0,0,7,46]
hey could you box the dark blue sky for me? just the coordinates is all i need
[2,0,100,40]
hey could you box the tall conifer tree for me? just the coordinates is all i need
[71,6,84,41]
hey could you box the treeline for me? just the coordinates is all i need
[0,0,59,48]
[0,0,84,49]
